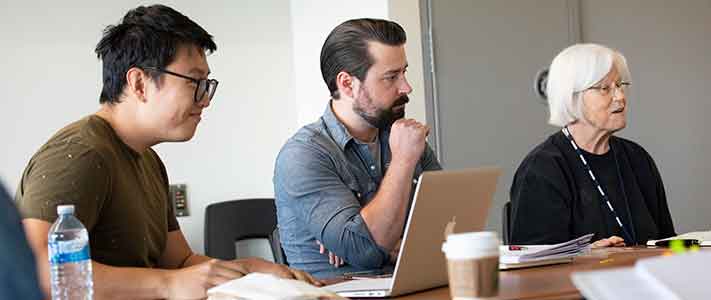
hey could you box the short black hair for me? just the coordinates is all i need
[95,4,216,104]
[320,18,406,99]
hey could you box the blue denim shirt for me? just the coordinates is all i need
[273,102,441,279]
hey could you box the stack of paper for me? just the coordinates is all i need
[500,234,594,269]
[207,273,345,300]
[572,251,711,300]
[646,230,711,246]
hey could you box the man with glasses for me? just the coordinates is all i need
[17,5,318,299]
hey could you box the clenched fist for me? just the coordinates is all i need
[389,119,429,166]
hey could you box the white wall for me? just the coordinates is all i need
[0,0,426,254]
[290,0,388,126]
[389,0,428,124]
[290,0,427,126]
[155,1,299,253]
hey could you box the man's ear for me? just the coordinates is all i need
[125,67,148,103]
[335,71,357,99]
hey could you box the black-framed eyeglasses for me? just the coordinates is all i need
[587,81,631,97]
[141,67,219,103]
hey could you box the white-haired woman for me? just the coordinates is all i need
[509,44,675,247]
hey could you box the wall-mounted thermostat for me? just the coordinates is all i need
[169,184,189,217]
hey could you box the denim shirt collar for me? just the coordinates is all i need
[321,100,393,152]
[321,101,356,150]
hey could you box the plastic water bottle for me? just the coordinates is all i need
[48,205,94,300]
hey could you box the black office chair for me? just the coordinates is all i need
[204,198,287,264]
[502,201,512,245]
[269,227,287,265]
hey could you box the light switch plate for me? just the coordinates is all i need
[169,184,189,217]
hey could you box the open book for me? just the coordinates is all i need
[572,251,711,300]
[207,273,345,300]
[646,230,711,247]
[500,233,593,269]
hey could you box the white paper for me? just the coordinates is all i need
[207,273,344,300]
[572,268,668,300]
[501,233,593,264]
[572,251,711,300]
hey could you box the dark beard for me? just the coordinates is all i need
[356,95,410,130]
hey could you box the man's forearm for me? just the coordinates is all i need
[181,253,212,267]
[360,159,416,250]
[91,261,171,300]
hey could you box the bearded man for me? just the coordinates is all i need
[273,18,441,279]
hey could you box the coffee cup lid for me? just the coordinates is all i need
[442,231,499,259]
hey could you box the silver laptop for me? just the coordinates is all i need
[324,167,501,297]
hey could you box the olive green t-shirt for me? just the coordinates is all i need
[17,115,179,268]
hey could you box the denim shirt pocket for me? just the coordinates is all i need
[347,180,379,204]
[338,169,364,200]
[363,182,378,203]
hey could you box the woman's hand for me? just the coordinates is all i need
[592,235,626,248]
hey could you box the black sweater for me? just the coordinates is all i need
[510,131,676,245]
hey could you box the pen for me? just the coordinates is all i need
[599,258,614,264]
[508,245,527,251]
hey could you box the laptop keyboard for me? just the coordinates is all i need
[323,277,393,293]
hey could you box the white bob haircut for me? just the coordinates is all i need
[546,43,631,127]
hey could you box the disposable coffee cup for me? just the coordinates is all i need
[441,231,499,300]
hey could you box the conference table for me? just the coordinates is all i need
[354,247,675,300]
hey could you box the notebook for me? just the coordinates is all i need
[499,234,593,270]
[572,251,711,300]
[207,273,344,300]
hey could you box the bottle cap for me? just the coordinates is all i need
[56,205,75,215]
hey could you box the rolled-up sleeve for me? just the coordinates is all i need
[275,141,389,269]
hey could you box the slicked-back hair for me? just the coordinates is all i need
[320,18,406,99]
[95,4,216,104]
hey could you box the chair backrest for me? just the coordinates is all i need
[269,227,287,265]
[204,198,286,263]
[502,201,512,245]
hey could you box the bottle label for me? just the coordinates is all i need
[49,241,90,264]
